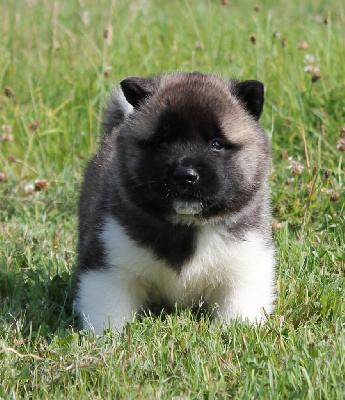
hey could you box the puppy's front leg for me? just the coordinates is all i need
[210,247,275,324]
[76,269,146,334]
[211,279,275,324]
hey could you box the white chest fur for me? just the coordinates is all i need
[76,216,275,333]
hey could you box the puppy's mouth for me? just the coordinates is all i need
[172,199,203,215]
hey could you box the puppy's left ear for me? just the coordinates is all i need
[120,76,160,108]
[232,80,264,121]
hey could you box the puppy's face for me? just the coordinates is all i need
[116,73,269,224]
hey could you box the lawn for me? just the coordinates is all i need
[0,0,344,398]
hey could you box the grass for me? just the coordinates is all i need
[0,0,344,398]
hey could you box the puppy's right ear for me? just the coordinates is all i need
[120,76,160,108]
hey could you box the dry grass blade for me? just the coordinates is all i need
[0,347,44,360]
[301,166,318,236]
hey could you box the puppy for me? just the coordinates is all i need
[75,72,275,334]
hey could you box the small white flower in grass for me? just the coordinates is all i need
[304,65,320,74]
[303,54,320,74]
[24,183,35,193]
[298,41,308,50]
[1,125,14,141]
[2,125,12,133]
[287,156,304,175]
[335,138,345,151]
[304,54,315,64]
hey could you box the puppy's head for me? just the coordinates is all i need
[115,72,270,225]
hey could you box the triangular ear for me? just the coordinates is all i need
[232,80,264,120]
[120,76,160,108]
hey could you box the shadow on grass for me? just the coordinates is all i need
[0,266,79,338]
[141,301,212,324]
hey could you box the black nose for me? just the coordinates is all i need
[173,167,199,186]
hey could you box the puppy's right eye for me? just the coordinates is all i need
[159,141,169,149]
[211,139,224,151]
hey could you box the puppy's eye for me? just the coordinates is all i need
[211,139,224,151]
[159,141,169,149]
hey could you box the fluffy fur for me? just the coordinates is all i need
[76,72,275,334]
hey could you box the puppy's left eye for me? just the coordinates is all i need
[211,139,224,151]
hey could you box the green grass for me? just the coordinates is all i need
[0,0,344,398]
